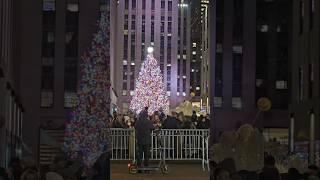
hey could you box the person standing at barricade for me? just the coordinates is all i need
[159,108,166,124]
[163,112,180,129]
[135,107,155,168]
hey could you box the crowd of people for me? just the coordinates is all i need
[0,154,110,180]
[111,110,210,130]
[211,155,320,180]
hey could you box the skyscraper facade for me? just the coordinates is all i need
[201,0,210,112]
[18,0,116,158]
[209,0,291,137]
[115,0,191,112]
[190,0,201,97]
[291,0,319,148]
[0,0,24,166]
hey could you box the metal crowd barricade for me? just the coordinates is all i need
[150,129,210,161]
[203,135,210,171]
[110,128,135,161]
[110,128,210,170]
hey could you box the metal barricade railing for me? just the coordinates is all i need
[110,128,135,161]
[110,128,210,167]
[203,135,210,171]
[150,129,210,161]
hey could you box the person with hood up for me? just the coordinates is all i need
[134,107,155,167]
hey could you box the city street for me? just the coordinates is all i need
[111,163,209,180]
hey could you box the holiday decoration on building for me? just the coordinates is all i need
[64,11,111,169]
[130,47,169,115]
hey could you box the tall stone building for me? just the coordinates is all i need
[209,0,291,139]
[0,0,24,167]
[18,0,117,159]
[115,0,192,112]
[291,0,319,161]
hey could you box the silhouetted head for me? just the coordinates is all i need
[214,168,231,180]
[264,155,275,167]
[288,168,300,178]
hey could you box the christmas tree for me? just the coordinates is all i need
[130,47,169,115]
[64,11,110,169]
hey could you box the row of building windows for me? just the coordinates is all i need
[41,0,82,108]
[0,82,24,165]
[299,0,315,34]
[298,63,315,101]
[125,0,172,11]
[177,1,189,94]
[122,4,176,96]
[41,0,56,108]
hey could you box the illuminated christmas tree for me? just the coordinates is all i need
[64,11,110,169]
[130,47,169,115]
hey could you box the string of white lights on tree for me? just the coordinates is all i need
[130,47,169,115]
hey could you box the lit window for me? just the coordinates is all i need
[182,92,186,96]
[130,91,135,96]
[192,51,196,55]
[167,91,171,96]
[41,91,53,107]
[64,92,77,108]
[192,43,197,47]
[191,69,195,72]
[123,60,128,65]
[183,55,186,59]
[214,97,222,107]
[232,46,243,54]
[182,76,186,79]
[178,3,188,7]
[196,87,200,90]
[216,44,223,53]
[122,90,127,96]
[256,79,263,87]
[177,55,180,59]
[167,34,172,36]
[276,25,281,32]
[47,32,55,43]
[67,3,78,12]
[276,80,287,89]
[176,92,180,96]
[260,25,268,32]
[167,64,171,66]
[43,0,55,11]
[131,62,135,65]
[151,42,154,46]
[232,97,242,109]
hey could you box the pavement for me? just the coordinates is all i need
[111,162,210,180]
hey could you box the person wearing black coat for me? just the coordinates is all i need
[134,107,155,167]
[163,112,180,129]
[191,111,197,123]
[259,155,280,180]
[197,115,210,129]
